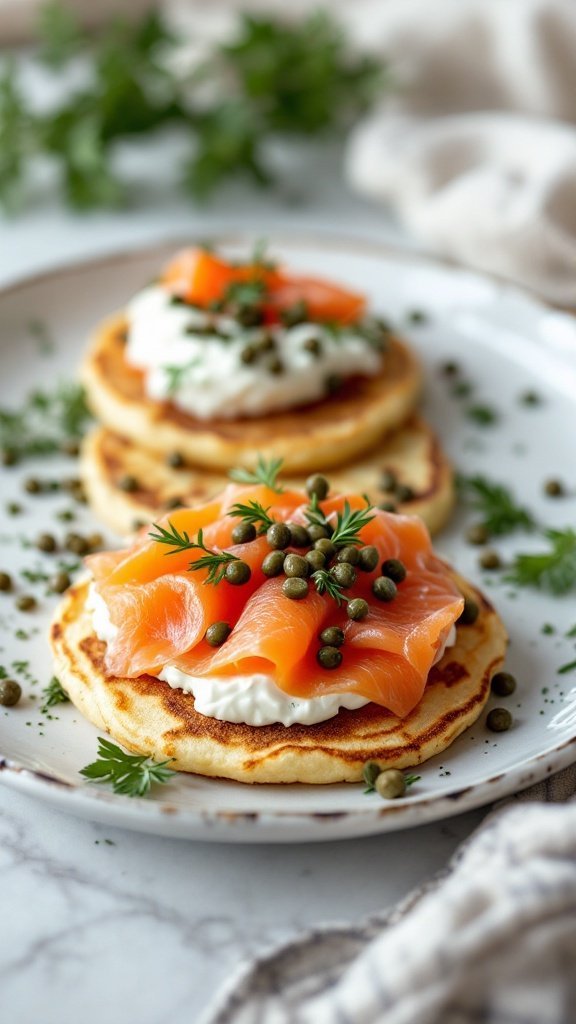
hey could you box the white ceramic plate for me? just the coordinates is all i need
[1,236,576,843]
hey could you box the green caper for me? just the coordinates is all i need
[253,331,275,353]
[288,524,311,548]
[302,336,323,358]
[266,522,291,550]
[325,373,343,395]
[6,502,22,516]
[62,477,82,494]
[308,524,329,541]
[16,595,37,612]
[0,572,13,592]
[71,483,87,504]
[87,533,104,551]
[268,356,284,375]
[280,300,308,327]
[60,439,80,457]
[479,549,502,570]
[305,549,325,572]
[362,761,381,789]
[119,474,139,493]
[347,598,369,621]
[336,546,360,566]
[49,571,71,594]
[358,546,379,572]
[262,550,286,577]
[237,304,264,328]
[316,645,343,669]
[491,671,517,697]
[231,521,257,544]
[2,448,18,466]
[486,707,513,732]
[36,533,57,553]
[441,360,459,377]
[466,523,489,546]
[372,576,397,601]
[544,479,565,497]
[379,469,397,492]
[166,451,186,469]
[375,769,406,799]
[225,561,251,586]
[381,558,407,584]
[65,532,90,556]
[378,501,397,513]
[282,577,309,600]
[24,477,42,494]
[314,537,335,558]
[240,344,257,365]
[305,474,330,501]
[205,621,232,647]
[458,596,479,625]
[56,509,75,522]
[0,679,22,707]
[395,483,415,503]
[164,496,184,511]
[283,553,309,578]
[331,563,356,588]
[319,626,345,647]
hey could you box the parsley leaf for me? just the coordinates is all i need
[80,737,176,797]
[457,474,536,536]
[505,529,576,595]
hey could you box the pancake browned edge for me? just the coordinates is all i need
[80,415,455,537]
[50,577,507,785]
[80,313,422,473]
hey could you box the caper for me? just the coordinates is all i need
[49,571,71,594]
[375,769,406,799]
[378,501,397,513]
[237,305,263,328]
[240,344,257,365]
[268,356,284,375]
[395,483,415,503]
[314,537,335,558]
[486,707,513,733]
[441,360,460,377]
[2,448,18,466]
[362,761,381,789]
[381,558,406,584]
[544,479,565,497]
[205,621,232,647]
[520,389,541,405]
[282,577,309,600]
[62,477,82,493]
[491,671,517,697]
[87,533,104,552]
[466,523,489,546]
[225,561,251,586]
[331,563,356,588]
[280,300,308,327]
[372,576,397,601]
[6,502,22,516]
[64,533,90,556]
[0,679,22,707]
[325,373,343,395]
[164,496,184,511]
[119,474,139,493]
[458,596,479,625]
[231,521,257,544]
[479,549,502,570]
[36,533,57,553]
[319,625,345,647]
[407,309,428,324]
[56,509,75,522]
[336,546,360,566]
[358,546,379,572]
[253,331,275,354]
[266,522,291,550]
[302,336,323,357]
[305,474,330,501]
[24,477,42,494]
[0,572,13,592]
[347,598,369,621]
[283,553,309,579]
[288,524,311,548]
[71,483,87,504]
[308,524,329,542]
[60,439,80,457]
[305,549,325,572]
[379,469,397,492]
[316,645,343,669]
[16,595,37,612]
[166,451,186,469]
[262,550,286,577]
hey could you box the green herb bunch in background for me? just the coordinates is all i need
[0,1,386,213]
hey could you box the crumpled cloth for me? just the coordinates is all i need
[201,766,576,1024]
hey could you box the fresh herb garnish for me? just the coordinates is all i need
[311,569,346,606]
[304,493,330,532]
[149,522,240,585]
[41,675,70,709]
[466,403,499,426]
[457,474,535,536]
[80,736,176,797]
[163,359,201,395]
[148,520,197,554]
[329,499,375,549]
[505,529,576,595]
[558,660,576,675]
[0,381,90,463]
[228,500,275,534]
[28,318,55,355]
[229,455,284,493]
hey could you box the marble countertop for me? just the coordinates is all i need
[0,142,489,1023]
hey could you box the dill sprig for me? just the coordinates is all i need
[304,493,330,531]
[148,520,197,554]
[80,737,176,798]
[457,474,536,536]
[229,455,285,492]
[149,522,240,584]
[505,528,576,595]
[330,499,376,548]
[228,500,275,534]
[40,675,70,710]
[311,569,346,606]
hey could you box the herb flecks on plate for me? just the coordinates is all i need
[506,529,576,595]
[457,474,536,537]
[41,675,70,710]
[80,737,176,797]
[0,381,91,464]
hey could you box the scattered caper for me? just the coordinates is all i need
[381,558,406,584]
[266,522,292,550]
[458,596,479,625]
[0,572,13,592]
[288,524,311,548]
[16,595,37,612]
[372,576,397,602]
[36,532,57,553]
[479,549,502,570]
[379,469,397,492]
[166,451,186,469]
[231,521,257,544]
[491,671,517,697]
[240,344,257,365]
[520,389,541,406]
[347,598,369,621]
[0,679,22,707]
[358,546,379,572]
[62,477,82,494]
[316,645,343,669]
[302,336,323,357]
[305,549,325,572]
[65,532,90,556]
[375,769,406,799]
[362,761,381,789]
[395,483,415,503]
[164,496,184,511]
[336,546,360,566]
[119,475,139,493]
[2,448,18,466]
[378,501,397,513]
[205,621,232,647]
[56,509,75,522]
[466,523,489,546]
[319,626,345,647]
[87,533,104,551]
[280,300,308,327]
[314,537,336,558]
[308,524,329,541]
[305,474,330,501]
[282,577,309,600]
[253,331,275,354]
[24,477,42,494]
[325,373,343,395]
[6,502,22,516]
[331,563,356,588]
[60,439,80,457]
[225,561,251,586]
[268,356,284,375]
[262,550,286,577]
[49,571,71,594]
[441,360,459,377]
[237,305,263,328]
[486,707,513,732]
[283,553,309,579]
[544,479,565,497]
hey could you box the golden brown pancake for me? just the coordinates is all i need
[50,577,507,785]
[80,415,455,536]
[80,313,423,473]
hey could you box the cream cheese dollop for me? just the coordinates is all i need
[124,285,383,420]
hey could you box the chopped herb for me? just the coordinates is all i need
[466,403,499,426]
[229,455,284,492]
[163,359,201,394]
[457,474,535,536]
[41,675,70,709]
[506,529,576,595]
[558,660,576,675]
[541,623,556,635]
[80,736,176,797]
[329,499,376,549]
[228,500,275,534]
[565,624,576,638]
[451,381,473,399]
[0,381,90,462]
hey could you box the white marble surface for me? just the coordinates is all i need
[0,137,490,1023]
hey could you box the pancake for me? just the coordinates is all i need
[80,415,455,536]
[50,576,507,785]
[80,313,422,473]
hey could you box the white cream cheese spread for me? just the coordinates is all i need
[124,286,383,420]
